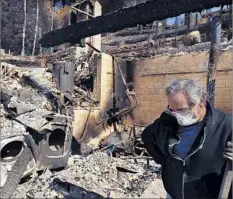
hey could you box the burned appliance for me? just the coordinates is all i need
[0,63,74,198]
[30,113,72,171]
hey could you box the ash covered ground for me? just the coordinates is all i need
[14,152,165,198]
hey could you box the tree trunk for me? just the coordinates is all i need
[32,0,39,56]
[21,0,27,56]
[39,27,42,55]
[50,7,54,53]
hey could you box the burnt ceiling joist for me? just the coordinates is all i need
[39,0,231,47]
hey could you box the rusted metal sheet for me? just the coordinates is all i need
[52,61,74,94]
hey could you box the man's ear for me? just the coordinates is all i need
[200,97,206,106]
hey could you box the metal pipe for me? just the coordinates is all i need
[206,15,221,106]
[71,6,94,18]
[218,161,233,198]
[86,42,101,53]
[71,0,88,7]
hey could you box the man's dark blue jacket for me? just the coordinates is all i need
[141,102,232,199]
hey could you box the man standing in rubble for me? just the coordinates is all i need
[141,79,232,199]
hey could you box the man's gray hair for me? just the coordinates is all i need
[165,79,208,106]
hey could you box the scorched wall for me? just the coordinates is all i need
[72,53,128,152]
[129,50,233,124]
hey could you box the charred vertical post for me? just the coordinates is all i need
[206,14,221,106]
[162,19,167,46]
[195,13,199,29]
[185,13,191,32]
[189,13,197,31]
[92,54,101,102]
[174,17,178,47]
[0,0,1,53]
[227,4,232,40]
[154,20,159,47]
[112,56,116,110]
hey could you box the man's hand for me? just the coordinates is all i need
[223,141,233,161]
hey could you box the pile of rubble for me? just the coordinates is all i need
[0,60,73,198]
[0,52,165,199]
[13,152,163,198]
[0,62,60,136]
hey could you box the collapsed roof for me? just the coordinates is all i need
[39,0,231,47]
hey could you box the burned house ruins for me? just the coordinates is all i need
[0,0,232,198]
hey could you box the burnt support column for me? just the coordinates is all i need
[206,15,221,106]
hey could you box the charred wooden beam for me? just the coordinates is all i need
[106,41,232,60]
[1,59,40,67]
[37,47,78,64]
[39,0,231,47]
[1,56,39,67]
[207,15,221,106]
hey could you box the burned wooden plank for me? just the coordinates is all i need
[107,41,232,60]
[1,47,79,67]
[38,47,78,63]
[39,0,231,47]
[1,59,40,67]
[1,55,40,67]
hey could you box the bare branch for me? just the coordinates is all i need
[21,0,27,56]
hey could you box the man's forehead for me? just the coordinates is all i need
[168,92,187,101]
[167,92,189,107]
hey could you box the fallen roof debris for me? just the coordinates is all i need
[13,152,162,198]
